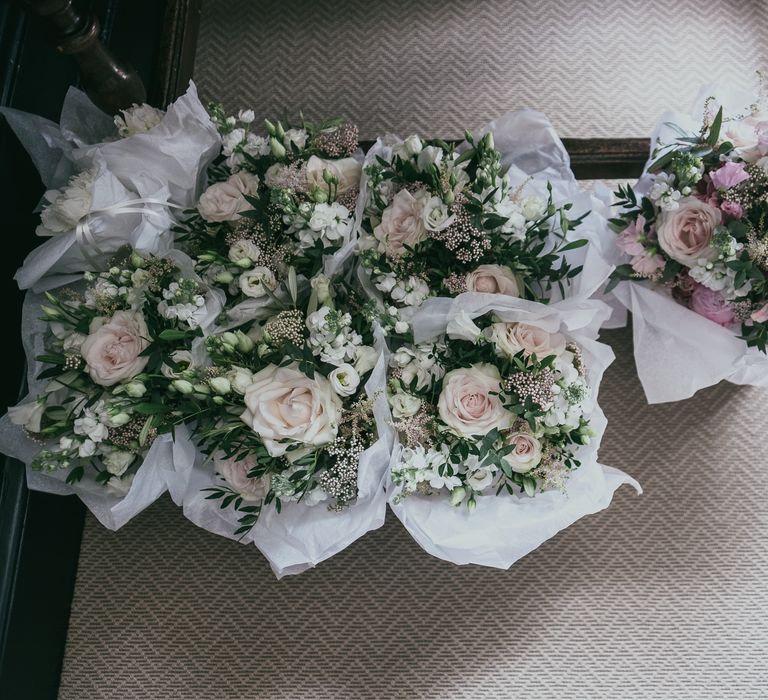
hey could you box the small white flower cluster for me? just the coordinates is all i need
[482,183,548,241]
[391,444,459,497]
[220,114,271,171]
[71,401,110,457]
[374,272,430,308]
[542,350,590,430]
[158,280,208,329]
[114,103,164,138]
[84,264,147,309]
[649,172,684,212]
[306,306,363,366]
[294,201,352,249]
[389,343,445,390]
[38,168,96,235]
[689,258,751,299]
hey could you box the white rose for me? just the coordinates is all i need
[422,195,456,232]
[437,363,512,438]
[228,239,261,264]
[239,267,277,298]
[240,362,342,457]
[104,450,135,476]
[226,366,253,394]
[446,312,482,343]
[373,188,429,257]
[215,453,270,502]
[489,322,566,359]
[416,145,443,172]
[389,392,421,419]
[305,156,361,195]
[197,171,259,223]
[80,310,150,387]
[114,103,164,137]
[329,363,361,396]
[8,400,45,433]
[353,345,378,375]
[503,432,542,473]
[465,264,521,297]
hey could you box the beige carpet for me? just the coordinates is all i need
[58,326,768,699]
[58,2,768,698]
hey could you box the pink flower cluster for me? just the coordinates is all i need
[616,215,665,276]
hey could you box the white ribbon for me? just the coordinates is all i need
[75,197,187,255]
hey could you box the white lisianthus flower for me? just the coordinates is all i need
[73,409,109,443]
[416,145,443,172]
[353,345,378,375]
[310,273,333,305]
[228,239,261,264]
[237,109,255,124]
[394,320,409,334]
[521,195,547,221]
[390,392,421,419]
[160,350,194,379]
[446,312,482,343]
[38,169,95,235]
[114,103,164,137]
[78,439,97,458]
[466,466,496,491]
[239,267,277,298]
[8,400,46,433]
[104,450,135,476]
[226,366,253,395]
[422,196,455,232]
[284,128,308,149]
[329,363,361,396]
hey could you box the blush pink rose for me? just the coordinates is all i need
[689,284,736,327]
[502,432,543,474]
[373,188,428,257]
[709,162,750,190]
[489,322,566,359]
[465,264,520,296]
[197,171,260,222]
[80,310,150,386]
[656,197,721,266]
[214,452,271,502]
[437,363,512,438]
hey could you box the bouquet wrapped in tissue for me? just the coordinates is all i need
[357,110,615,336]
[0,249,223,528]
[607,85,768,402]
[386,293,639,568]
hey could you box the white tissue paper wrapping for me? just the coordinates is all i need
[386,293,640,569]
[356,109,620,322]
[2,81,220,291]
[164,328,393,579]
[0,291,198,530]
[606,84,768,403]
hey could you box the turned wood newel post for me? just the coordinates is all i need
[18,0,147,115]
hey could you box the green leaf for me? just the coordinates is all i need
[523,476,536,498]
[707,106,723,146]
[158,329,190,341]
[134,403,168,415]
[557,238,588,253]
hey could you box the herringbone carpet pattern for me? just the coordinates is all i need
[193,0,768,139]
[58,327,768,699]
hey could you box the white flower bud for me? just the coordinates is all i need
[209,377,231,395]
[172,379,194,395]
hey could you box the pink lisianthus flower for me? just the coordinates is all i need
[750,303,768,324]
[689,283,736,327]
[719,200,744,220]
[709,161,750,190]
[616,214,647,256]
[630,251,665,276]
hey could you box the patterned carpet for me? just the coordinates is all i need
[57,1,768,698]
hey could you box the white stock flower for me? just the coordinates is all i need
[308,202,351,243]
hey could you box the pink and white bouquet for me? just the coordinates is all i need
[385,293,639,568]
[607,85,768,402]
[0,249,222,528]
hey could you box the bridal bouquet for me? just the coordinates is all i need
[357,124,592,334]
[385,293,639,568]
[606,85,768,402]
[0,248,222,527]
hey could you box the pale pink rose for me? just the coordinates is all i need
[751,303,768,324]
[690,283,736,327]
[305,156,361,195]
[502,432,543,474]
[240,362,342,457]
[616,215,646,257]
[373,188,428,257]
[630,252,666,276]
[197,171,260,222]
[214,453,271,502]
[656,197,721,266]
[437,363,512,438]
[489,322,566,359]
[465,264,520,297]
[80,310,150,386]
[709,162,750,190]
[720,200,743,219]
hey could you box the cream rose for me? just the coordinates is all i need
[373,188,428,257]
[215,453,271,502]
[80,310,150,387]
[656,197,721,266]
[465,264,521,297]
[437,363,512,438]
[240,362,342,457]
[197,171,260,223]
[305,156,361,195]
[489,322,566,359]
[503,432,542,474]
